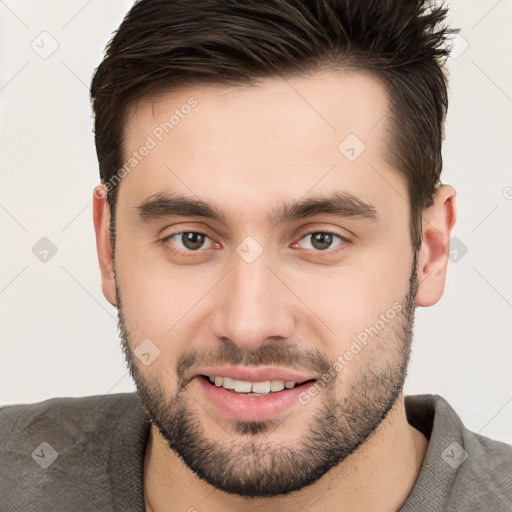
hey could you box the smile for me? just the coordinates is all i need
[197,374,318,422]
[204,375,302,395]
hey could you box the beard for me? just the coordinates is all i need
[117,255,418,498]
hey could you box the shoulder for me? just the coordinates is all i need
[0,392,140,446]
[0,392,146,510]
[404,394,512,511]
[1,392,138,427]
[456,419,512,509]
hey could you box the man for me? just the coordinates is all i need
[1,0,511,510]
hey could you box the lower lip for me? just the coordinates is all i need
[197,376,316,422]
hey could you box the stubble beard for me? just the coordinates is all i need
[117,258,418,498]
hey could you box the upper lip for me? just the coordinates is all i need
[193,366,318,384]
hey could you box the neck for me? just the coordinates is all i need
[143,393,428,512]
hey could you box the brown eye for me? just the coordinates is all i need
[311,233,334,250]
[181,232,206,250]
[297,232,345,251]
[165,231,212,251]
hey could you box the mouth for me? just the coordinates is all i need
[195,372,319,422]
[199,374,317,396]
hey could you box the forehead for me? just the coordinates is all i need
[119,70,403,222]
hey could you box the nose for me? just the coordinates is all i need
[210,250,295,351]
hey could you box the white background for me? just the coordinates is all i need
[0,1,511,444]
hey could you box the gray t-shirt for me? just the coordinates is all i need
[1,393,511,511]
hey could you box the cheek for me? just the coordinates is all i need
[117,272,209,358]
[114,238,224,373]
[115,231,194,329]
[288,250,411,343]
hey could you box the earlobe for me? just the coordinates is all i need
[415,185,457,307]
[92,184,117,308]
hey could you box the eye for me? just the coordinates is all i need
[164,231,214,252]
[296,231,346,251]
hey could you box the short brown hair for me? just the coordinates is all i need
[91,0,454,250]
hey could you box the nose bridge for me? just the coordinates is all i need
[211,248,294,350]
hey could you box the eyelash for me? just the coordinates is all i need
[160,230,350,258]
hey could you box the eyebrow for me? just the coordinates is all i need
[136,191,378,226]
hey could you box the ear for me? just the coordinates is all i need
[92,184,117,307]
[415,184,457,307]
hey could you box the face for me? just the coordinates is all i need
[111,70,419,497]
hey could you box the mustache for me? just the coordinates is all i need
[176,340,333,386]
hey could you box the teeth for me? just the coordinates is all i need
[251,381,271,394]
[270,380,285,392]
[222,376,235,389]
[206,376,299,393]
[233,379,252,392]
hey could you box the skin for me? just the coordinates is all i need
[93,70,456,511]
